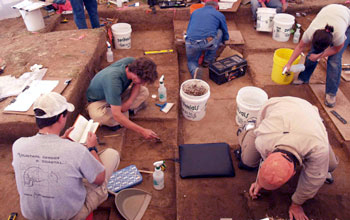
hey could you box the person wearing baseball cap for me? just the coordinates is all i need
[12,92,120,220]
[235,96,338,220]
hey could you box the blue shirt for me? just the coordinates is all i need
[86,57,134,106]
[186,5,229,41]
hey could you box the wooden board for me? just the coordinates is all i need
[227,30,244,45]
[219,0,241,12]
[310,84,350,141]
[2,77,71,116]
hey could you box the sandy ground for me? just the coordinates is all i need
[0,0,350,219]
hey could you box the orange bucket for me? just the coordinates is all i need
[190,3,204,14]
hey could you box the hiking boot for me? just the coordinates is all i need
[325,94,336,108]
[292,78,305,85]
[325,172,334,184]
[129,101,148,116]
[193,67,203,79]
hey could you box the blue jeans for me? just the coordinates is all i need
[298,26,350,96]
[70,0,100,29]
[185,29,223,77]
[251,0,283,20]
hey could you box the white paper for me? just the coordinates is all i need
[0,68,47,99]
[4,80,58,112]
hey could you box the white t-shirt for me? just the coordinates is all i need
[302,4,350,46]
[12,134,105,220]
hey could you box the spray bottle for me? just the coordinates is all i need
[293,24,301,44]
[106,41,114,63]
[153,160,165,190]
[158,75,167,102]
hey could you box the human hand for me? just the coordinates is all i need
[141,128,159,140]
[249,182,261,199]
[61,127,74,139]
[309,53,322,62]
[86,132,98,148]
[283,63,292,74]
[289,202,309,220]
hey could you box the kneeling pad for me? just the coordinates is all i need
[179,143,235,178]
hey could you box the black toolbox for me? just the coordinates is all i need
[209,55,247,85]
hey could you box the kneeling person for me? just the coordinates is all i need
[12,92,120,219]
[236,96,338,220]
[86,57,159,139]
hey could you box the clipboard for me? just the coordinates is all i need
[2,77,71,116]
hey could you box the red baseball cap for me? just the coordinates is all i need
[257,152,295,190]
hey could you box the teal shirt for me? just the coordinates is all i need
[86,57,135,106]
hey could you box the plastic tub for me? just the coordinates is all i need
[180,79,210,121]
[272,13,295,42]
[256,7,276,32]
[236,86,268,126]
[111,23,132,49]
[271,48,301,85]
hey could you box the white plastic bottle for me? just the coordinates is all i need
[158,75,167,102]
[106,41,114,63]
[293,24,301,44]
[290,64,305,73]
[153,161,164,190]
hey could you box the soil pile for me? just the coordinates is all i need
[183,83,208,96]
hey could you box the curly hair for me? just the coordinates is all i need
[312,24,334,52]
[128,57,158,84]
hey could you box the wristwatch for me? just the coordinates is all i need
[88,146,98,153]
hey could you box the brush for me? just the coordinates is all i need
[155,102,174,113]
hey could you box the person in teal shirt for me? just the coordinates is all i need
[86,57,159,139]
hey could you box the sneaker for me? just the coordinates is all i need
[325,172,334,184]
[129,101,148,116]
[105,124,122,131]
[193,67,203,79]
[325,94,336,108]
[292,78,305,85]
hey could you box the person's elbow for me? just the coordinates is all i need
[93,170,106,185]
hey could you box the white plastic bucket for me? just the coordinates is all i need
[180,79,210,121]
[256,7,276,32]
[19,9,45,32]
[272,13,295,42]
[112,23,132,49]
[236,86,268,126]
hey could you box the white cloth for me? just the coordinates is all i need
[302,4,350,46]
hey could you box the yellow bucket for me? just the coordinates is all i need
[271,48,301,85]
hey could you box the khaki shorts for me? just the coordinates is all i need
[86,86,149,127]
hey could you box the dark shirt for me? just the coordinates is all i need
[186,5,229,41]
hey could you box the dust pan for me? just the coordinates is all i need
[115,188,152,220]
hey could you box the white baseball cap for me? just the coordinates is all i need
[33,92,75,118]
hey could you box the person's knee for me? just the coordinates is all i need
[103,148,120,164]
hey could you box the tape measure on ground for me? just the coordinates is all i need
[144,49,173,55]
